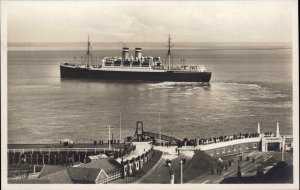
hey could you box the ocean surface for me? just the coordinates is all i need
[7,47,293,144]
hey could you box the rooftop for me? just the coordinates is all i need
[80,158,121,172]
[40,169,73,184]
[67,167,101,183]
[38,165,67,178]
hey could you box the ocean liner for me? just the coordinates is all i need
[60,36,212,82]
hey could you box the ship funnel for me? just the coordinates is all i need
[122,47,129,60]
[135,48,142,59]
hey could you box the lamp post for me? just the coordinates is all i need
[120,112,122,143]
[105,125,115,149]
[282,136,285,161]
[180,159,183,184]
[108,125,111,149]
[159,112,161,146]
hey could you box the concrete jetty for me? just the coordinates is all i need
[7,121,293,184]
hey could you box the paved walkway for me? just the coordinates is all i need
[137,146,195,183]
[134,157,165,183]
[116,142,152,163]
[187,151,274,183]
[154,146,195,159]
[111,150,163,184]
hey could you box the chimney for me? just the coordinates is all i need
[257,122,261,134]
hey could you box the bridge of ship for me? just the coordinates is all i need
[134,121,181,143]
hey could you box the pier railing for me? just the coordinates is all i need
[197,137,261,151]
[7,147,120,154]
[143,131,181,143]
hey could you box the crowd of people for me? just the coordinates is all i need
[93,139,121,145]
[264,131,275,136]
[198,132,260,145]
[211,155,256,176]
[92,131,261,148]
[177,132,260,147]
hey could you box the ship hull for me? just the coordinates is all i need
[60,65,212,82]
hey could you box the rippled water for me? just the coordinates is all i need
[7,48,293,144]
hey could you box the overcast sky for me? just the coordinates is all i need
[6,0,296,43]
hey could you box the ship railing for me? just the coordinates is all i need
[61,62,88,68]
[102,64,152,69]
[196,65,207,71]
[61,63,76,67]
[172,64,209,71]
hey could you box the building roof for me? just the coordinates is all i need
[80,158,121,172]
[220,161,293,184]
[67,167,101,183]
[38,165,67,178]
[41,169,73,184]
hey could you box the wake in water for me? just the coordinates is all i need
[148,81,210,88]
[213,81,262,89]
[213,81,291,101]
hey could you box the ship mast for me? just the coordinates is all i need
[167,34,173,70]
[87,36,90,67]
[84,35,93,68]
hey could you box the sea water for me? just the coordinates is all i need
[7,47,293,144]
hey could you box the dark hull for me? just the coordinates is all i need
[60,65,212,82]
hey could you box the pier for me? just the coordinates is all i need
[8,121,293,166]
[133,121,293,158]
[7,143,121,165]
[7,121,293,184]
